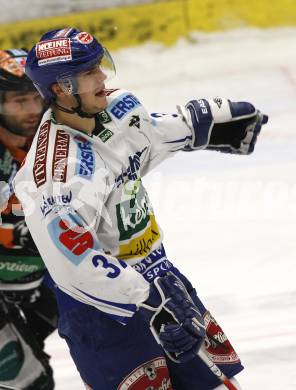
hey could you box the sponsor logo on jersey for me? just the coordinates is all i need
[132,245,172,281]
[47,213,100,266]
[202,311,241,365]
[213,97,223,108]
[143,259,172,281]
[118,357,172,390]
[52,130,70,182]
[116,185,150,241]
[98,109,112,124]
[40,191,73,217]
[129,115,140,129]
[116,183,161,260]
[0,258,44,281]
[118,214,160,260]
[115,148,147,188]
[33,120,50,188]
[36,38,72,66]
[74,136,95,180]
[75,32,94,44]
[98,128,113,143]
[108,93,141,120]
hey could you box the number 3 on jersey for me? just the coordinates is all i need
[92,255,126,278]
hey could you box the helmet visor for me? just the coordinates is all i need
[56,47,115,95]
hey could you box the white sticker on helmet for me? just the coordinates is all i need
[76,32,94,45]
[36,38,72,66]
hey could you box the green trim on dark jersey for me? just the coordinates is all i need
[0,255,45,281]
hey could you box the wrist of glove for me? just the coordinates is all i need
[179,97,268,154]
[139,273,206,363]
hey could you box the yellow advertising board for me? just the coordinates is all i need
[0,0,295,50]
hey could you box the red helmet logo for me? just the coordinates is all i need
[76,32,94,45]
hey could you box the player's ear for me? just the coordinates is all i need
[51,83,64,98]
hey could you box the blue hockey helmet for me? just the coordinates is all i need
[25,28,115,103]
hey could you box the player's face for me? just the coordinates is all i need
[2,91,43,136]
[76,64,108,113]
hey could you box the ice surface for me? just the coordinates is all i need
[45,27,296,389]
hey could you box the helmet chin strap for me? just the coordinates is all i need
[53,94,95,118]
[53,94,106,136]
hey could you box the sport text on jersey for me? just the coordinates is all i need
[118,357,172,390]
[109,93,140,120]
[33,121,51,188]
[74,136,95,180]
[52,130,70,183]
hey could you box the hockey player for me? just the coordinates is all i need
[14,28,268,390]
[0,49,57,389]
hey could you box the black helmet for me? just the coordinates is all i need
[0,49,42,136]
[0,49,36,93]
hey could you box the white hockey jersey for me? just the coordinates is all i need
[13,88,193,324]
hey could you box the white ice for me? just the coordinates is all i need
[45,27,296,389]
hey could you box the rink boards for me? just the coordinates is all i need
[0,0,296,50]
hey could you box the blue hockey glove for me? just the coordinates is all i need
[139,273,206,363]
[179,97,268,154]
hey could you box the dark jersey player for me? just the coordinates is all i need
[0,49,57,390]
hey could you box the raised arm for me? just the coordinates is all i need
[139,97,268,175]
